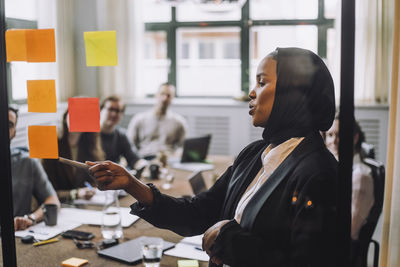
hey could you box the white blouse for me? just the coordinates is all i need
[234,137,304,223]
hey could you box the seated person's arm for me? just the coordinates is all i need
[56,187,96,203]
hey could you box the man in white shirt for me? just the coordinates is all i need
[127,83,188,159]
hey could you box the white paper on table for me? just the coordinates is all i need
[164,234,209,262]
[164,243,209,262]
[73,189,126,206]
[59,207,139,227]
[170,162,214,172]
[15,220,81,241]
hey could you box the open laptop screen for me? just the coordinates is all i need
[188,171,207,195]
[181,134,211,163]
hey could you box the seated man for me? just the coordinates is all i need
[100,96,147,170]
[127,83,188,159]
[8,107,60,231]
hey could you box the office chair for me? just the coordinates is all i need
[352,156,385,267]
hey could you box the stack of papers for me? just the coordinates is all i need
[15,207,139,241]
[164,235,209,262]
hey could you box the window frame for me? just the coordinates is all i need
[144,0,334,97]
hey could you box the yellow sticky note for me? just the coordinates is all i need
[61,257,88,267]
[27,80,57,113]
[84,31,118,66]
[5,29,27,62]
[178,260,199,267]
[28,125,58,159]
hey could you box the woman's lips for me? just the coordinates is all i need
[249,105,255,115]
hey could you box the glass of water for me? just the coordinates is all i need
[101,191,123,240]
[141,237,163,267]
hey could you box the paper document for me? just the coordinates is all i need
[171,162,214,172]
[59,207,139,227]
[164,235,209,262]
[15,220,81,241]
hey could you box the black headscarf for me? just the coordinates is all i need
[262,47,335,144]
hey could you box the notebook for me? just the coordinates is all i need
[98,236,175,264]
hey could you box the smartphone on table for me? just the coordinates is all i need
[62,230,94,240]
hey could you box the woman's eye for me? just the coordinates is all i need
[259,81,265,87]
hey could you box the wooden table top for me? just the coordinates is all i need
[2,156,233,267]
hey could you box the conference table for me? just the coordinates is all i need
[2,156,233,267]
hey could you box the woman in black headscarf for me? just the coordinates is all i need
[88,47,338,267]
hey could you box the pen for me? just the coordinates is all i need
[194,246,203,251]
[33,238,59,247]
[58,157,97,184]
[59,157,89,170]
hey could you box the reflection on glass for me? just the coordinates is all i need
[249,25,318,89]
[177,28,241,96]
[143,31,169,95]
[142,0,171,22]
[250,0,318,20]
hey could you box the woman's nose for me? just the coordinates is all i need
[248,89,256,99]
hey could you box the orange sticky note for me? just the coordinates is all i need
[28,125,59,159]
[5,29,27,62]
[26,29,56,62]
[68,98,100,132]
[61,257,88,267]
[27,80,57,113]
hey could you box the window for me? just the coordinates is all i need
[143,0,336,97]
[250,25,318,89]
[142,31,169,95]
[177,28,241,96]
[250,0,318,20]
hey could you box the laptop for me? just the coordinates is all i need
[98,236,175,265]
[188,171,207,195]
[181,134,212,163]
[170,135,214,172]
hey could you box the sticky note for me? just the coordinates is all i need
[5,29,27,62]
[25,29,56,62]
[28,125,58,159]
[27,80,57,113]
[68,97,100,132]
[61,257,88,267]
[178,260,199,267]
[84,31,118,66]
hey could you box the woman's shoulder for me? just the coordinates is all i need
[234,139,266,163]
[291,135,338,180]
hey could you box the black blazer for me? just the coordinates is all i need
[131,132,338,267]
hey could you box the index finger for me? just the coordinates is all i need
[87,162,110,174]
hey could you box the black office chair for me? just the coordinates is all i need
[352,156,385,267]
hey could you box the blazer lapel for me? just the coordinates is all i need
[222,143,266,219]
[240,132,323,230]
